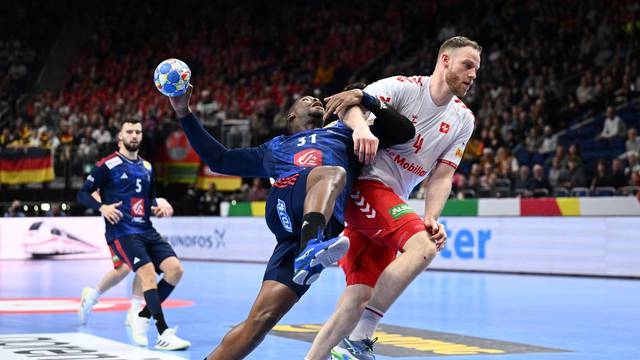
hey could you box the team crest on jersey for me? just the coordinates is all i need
[130,198,144,216]
[455,148,464,158]
[105,156,123,169]
[277,199,293,233]
[294,149,322,167]
[439,122,450,134]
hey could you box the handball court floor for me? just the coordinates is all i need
[0,259,638,360]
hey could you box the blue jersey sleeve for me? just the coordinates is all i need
[180,113,268,177]
[77,164,109,211]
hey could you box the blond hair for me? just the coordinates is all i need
[438,36,482,57]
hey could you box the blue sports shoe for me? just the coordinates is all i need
[331,337,377,360]
[293,235,349,285]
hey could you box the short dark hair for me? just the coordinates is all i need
[119,118,142,130]
[438,36,482,57]
[343,82,367,91]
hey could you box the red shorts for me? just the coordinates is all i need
[339,180,426,287]
[109,246,124,269]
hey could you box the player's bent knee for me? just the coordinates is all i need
[404,232,437,260]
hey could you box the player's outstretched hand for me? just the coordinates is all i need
[352,123,379,164]
[323,89,363,121]
[151,197,174,218]
[169,84,193,118]
[424,217,447,251]
[99,201,123,225]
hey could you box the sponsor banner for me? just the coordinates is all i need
[430,217,640,277]
[406,197,640,217]
[0,333,185,360]
[2,216,638,277]
[0,217,109,260]
[153,217,275,262]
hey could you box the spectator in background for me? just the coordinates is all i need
[0,127,14,148]
[597,106,626,140]
[566,144,583,167]
[525,126,543,153]
[567,159,588,188]
[479,163,494,190]
[182,184,199,216]
[625,152,640,178]
[92,124,113,150]
[495,147,519,173]
[4,200,26,217]
[200,183,224,216]
[611,159,628,189]
[514,165,532,197]
[531,164,551,193]
[538,125,557,154]
[591,159,615,190]
[46,202,66,217]
[242,177,268,201]
[548,156,569,188]
[622,128,640,158]
[496,160,514,186]
[546,144,566,168]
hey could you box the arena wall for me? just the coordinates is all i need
[1,211,638,277]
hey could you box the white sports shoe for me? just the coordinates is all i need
[130,315,150,346]
[78,287,99,325]
[155,327,191,350]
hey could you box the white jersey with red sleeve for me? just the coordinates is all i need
[360,75,474,199]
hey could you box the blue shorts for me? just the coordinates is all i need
[264,167,344,297]
[108,230,177,273]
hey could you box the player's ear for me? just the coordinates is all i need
[441,53,450,68]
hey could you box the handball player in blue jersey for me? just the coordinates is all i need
[77,119,190,350]
[167,85,414,360]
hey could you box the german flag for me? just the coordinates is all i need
[0,148,54,184]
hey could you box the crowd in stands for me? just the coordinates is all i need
[1,0,640,210]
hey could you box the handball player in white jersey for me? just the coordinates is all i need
[305,36,482,360]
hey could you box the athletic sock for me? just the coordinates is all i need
[88,287,101,299]
[349,305,384,341]
[141,289,168,334]
[139,279,175,318]
[299,212,327,250]
[130,295,143,311]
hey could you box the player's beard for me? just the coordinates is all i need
[445,69,467,98]
[123,141,140,152]
[307,109,324,129]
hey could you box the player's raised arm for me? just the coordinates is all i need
[167,85,268,178]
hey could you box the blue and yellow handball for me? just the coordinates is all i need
[153,59,191,97]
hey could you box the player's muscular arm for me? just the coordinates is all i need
[341,106,378,164]
[423,163,455,250]
[169,85,268,177]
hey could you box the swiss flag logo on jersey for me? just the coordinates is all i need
[378,95,391,104]
[130,198,145,217]
[294,149,323,167]
[439,122,450,134]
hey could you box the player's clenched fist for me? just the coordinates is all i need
[99,201,123,225]
[424,217,447,251]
